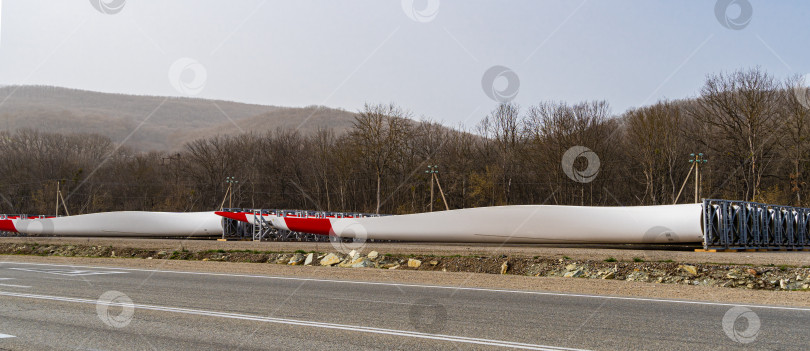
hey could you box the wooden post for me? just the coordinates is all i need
[674,163,694,204]
[59,189,70,216]
[434,173,449,211]
[429,172,434,212]
[55,181,60,216]
[694,160,700,203]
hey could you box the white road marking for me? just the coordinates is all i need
[3,261,810,312]
[0,333,14,339]
[0,284,30,288]
[0,291,583,351]
[7,268,128,277]
[326,296,435,306]
[0,277,30,288]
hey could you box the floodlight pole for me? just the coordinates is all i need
[426,165,449,211]
[689,153,708,203]
[221,177,238,210]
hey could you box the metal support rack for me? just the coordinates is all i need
[702,199,810,251]
[219,208,386,242]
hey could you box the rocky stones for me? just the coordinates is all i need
[319,253,341,266]
[429,260,439,266]
[594,266,618,280]
[564,269,584,278]
[560,263,589,278]
[348,250,361,261]
[367,251,379,260]
[500,261,509,274]
[351,259,374,268]
[626,271,649,282]
[288,254,304,265]
[408,258,422,268]
[678,265,698,276]
[340,256,367,268]
[725,268,741,279]
[525,262,548,276]
[779,279,805,290]
[304,253,314,266]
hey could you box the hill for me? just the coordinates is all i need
[0,86,358,151]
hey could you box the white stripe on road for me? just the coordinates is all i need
[3,261,810,312]
[0,333,15,338]
[8,268,127,276]
[327,296,436,306]
[0,291,584,351]
[0,284,30,288]
[0,277,29,288]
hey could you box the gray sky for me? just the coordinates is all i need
[1,0,808,127]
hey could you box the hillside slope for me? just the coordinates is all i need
[0,86,357,151]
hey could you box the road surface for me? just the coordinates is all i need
[0,259,806,350]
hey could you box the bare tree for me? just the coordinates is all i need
[689,68,781,201]
[625,101,688,204]
[780,75,810,206]
[488,103,523,204]
[350,103,412,213]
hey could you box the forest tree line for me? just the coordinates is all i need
[0,67,808,215]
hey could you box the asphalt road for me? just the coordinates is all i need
[0,260,806,350]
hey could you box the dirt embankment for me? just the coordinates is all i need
[1,241,809,291]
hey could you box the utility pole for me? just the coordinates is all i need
[689,153,708,203]
[55,180,69,216]
[426,165,449,211]
[220,177,238,210]
[56,181,60,217]
[673,163,694,204]
[435,175,449,211]
[426,165,436,212]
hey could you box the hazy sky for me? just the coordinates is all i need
[1,0,808,127]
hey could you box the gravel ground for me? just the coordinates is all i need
[2,236,810,266]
